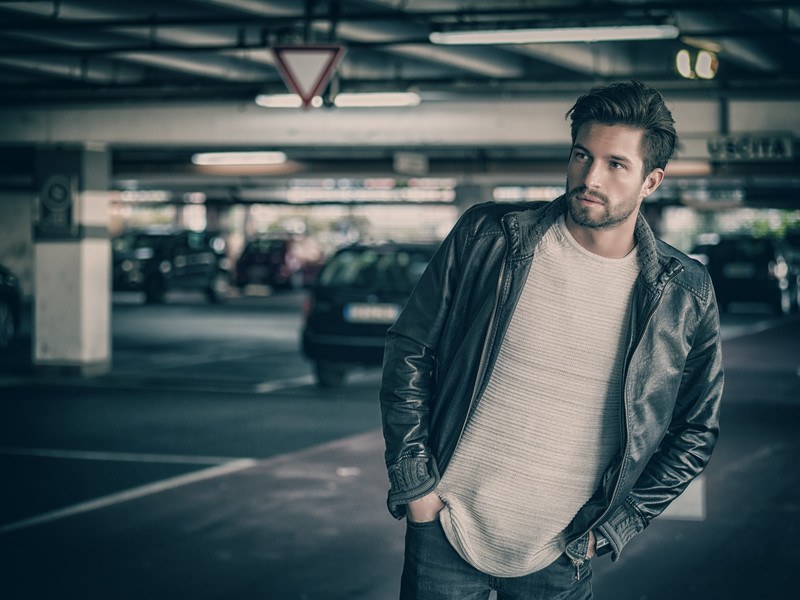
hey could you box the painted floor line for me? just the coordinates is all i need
[660,475,705,521]
[0,430,381,536]
[253,374,315,393]
[0,458,258,536]
[0,447,244,465]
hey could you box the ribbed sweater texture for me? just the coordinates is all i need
[437,215,639,577]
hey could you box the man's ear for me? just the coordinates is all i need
[642,168,665,199]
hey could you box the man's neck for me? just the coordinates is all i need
[564,213,637,259]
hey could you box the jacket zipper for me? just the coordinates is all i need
[567,260,684,579]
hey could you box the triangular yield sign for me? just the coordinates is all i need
[272,45,346,108]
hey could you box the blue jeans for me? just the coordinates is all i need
[400,518,592,600]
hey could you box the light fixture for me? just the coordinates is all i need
[676,49,693,78]
[694,50,718,79]
[191,151,287,166]
[332,92,421,108]
[676,49,718,80]
[255,94,323,109]
[118,190,172,203]
[430,24,680,45]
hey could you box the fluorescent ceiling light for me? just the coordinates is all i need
[255,92,419,108]
[333,92,421,108]
[255,94,323,108]
[191,151,287,166]
[118,190,172,203]
[430,24,680,45]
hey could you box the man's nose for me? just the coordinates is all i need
[583,163,603,189]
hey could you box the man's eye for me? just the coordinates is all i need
[574,152,588,161]
[610,161,624,169]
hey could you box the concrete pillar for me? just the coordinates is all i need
[33,146,111,376]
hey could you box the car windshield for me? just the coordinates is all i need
[244,239,287,255]
[705,238,774,262]
[318,247,433,292]
[113,233,167,253]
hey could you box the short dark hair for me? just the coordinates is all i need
[566,81,677,176]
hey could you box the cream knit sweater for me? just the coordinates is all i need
[437,215,639,577]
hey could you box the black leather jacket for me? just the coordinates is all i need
[380,197,724,564]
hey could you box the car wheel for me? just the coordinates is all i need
[793,279,800,314]
[315,360,347,387]
[778,287,792,315]
[206,271,231,303]
[289,270,304,290]
[0,300,15,350]
[144,275,165,303]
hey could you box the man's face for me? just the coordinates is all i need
[566,122,661,230]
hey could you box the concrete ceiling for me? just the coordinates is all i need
[1,0,799,204]
[2,0,800,103]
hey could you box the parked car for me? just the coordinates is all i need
[234,235,324,291]
[690,234,799,314]
[301,241,438,387]
[0,263,22,351]
[112,229,231,303]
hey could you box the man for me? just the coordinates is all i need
[379,81,724,599]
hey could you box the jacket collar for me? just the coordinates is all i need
[503,195,666,288]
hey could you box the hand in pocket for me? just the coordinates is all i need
[407,492,445,523]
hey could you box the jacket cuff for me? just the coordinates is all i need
[386,456,440,519]
[597,496,648,562]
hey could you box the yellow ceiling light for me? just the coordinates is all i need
[676,49,718,79]
[695,50,719,79]
[676,49,694,78]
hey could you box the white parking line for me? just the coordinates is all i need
[253,374,315,393]
[0,447,241,465]
[660,475,705,521]
[0,458,257,536]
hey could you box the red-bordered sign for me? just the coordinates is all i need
[271,45,346,108]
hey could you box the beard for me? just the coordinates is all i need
[565,183,638,230]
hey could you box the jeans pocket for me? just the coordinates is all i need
[406,516,441,529]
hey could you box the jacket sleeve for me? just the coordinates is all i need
[599,279,724,560]
[379,207,474,519]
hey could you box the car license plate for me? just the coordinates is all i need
[248,266,269,277]
[722,262,756,278]
[344,303,401,324]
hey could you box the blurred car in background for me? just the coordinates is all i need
[112,229,231,303]
[301,241,438,387]
[0,263,22,351]
[690,234,799,314]
[234,235,324,292]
